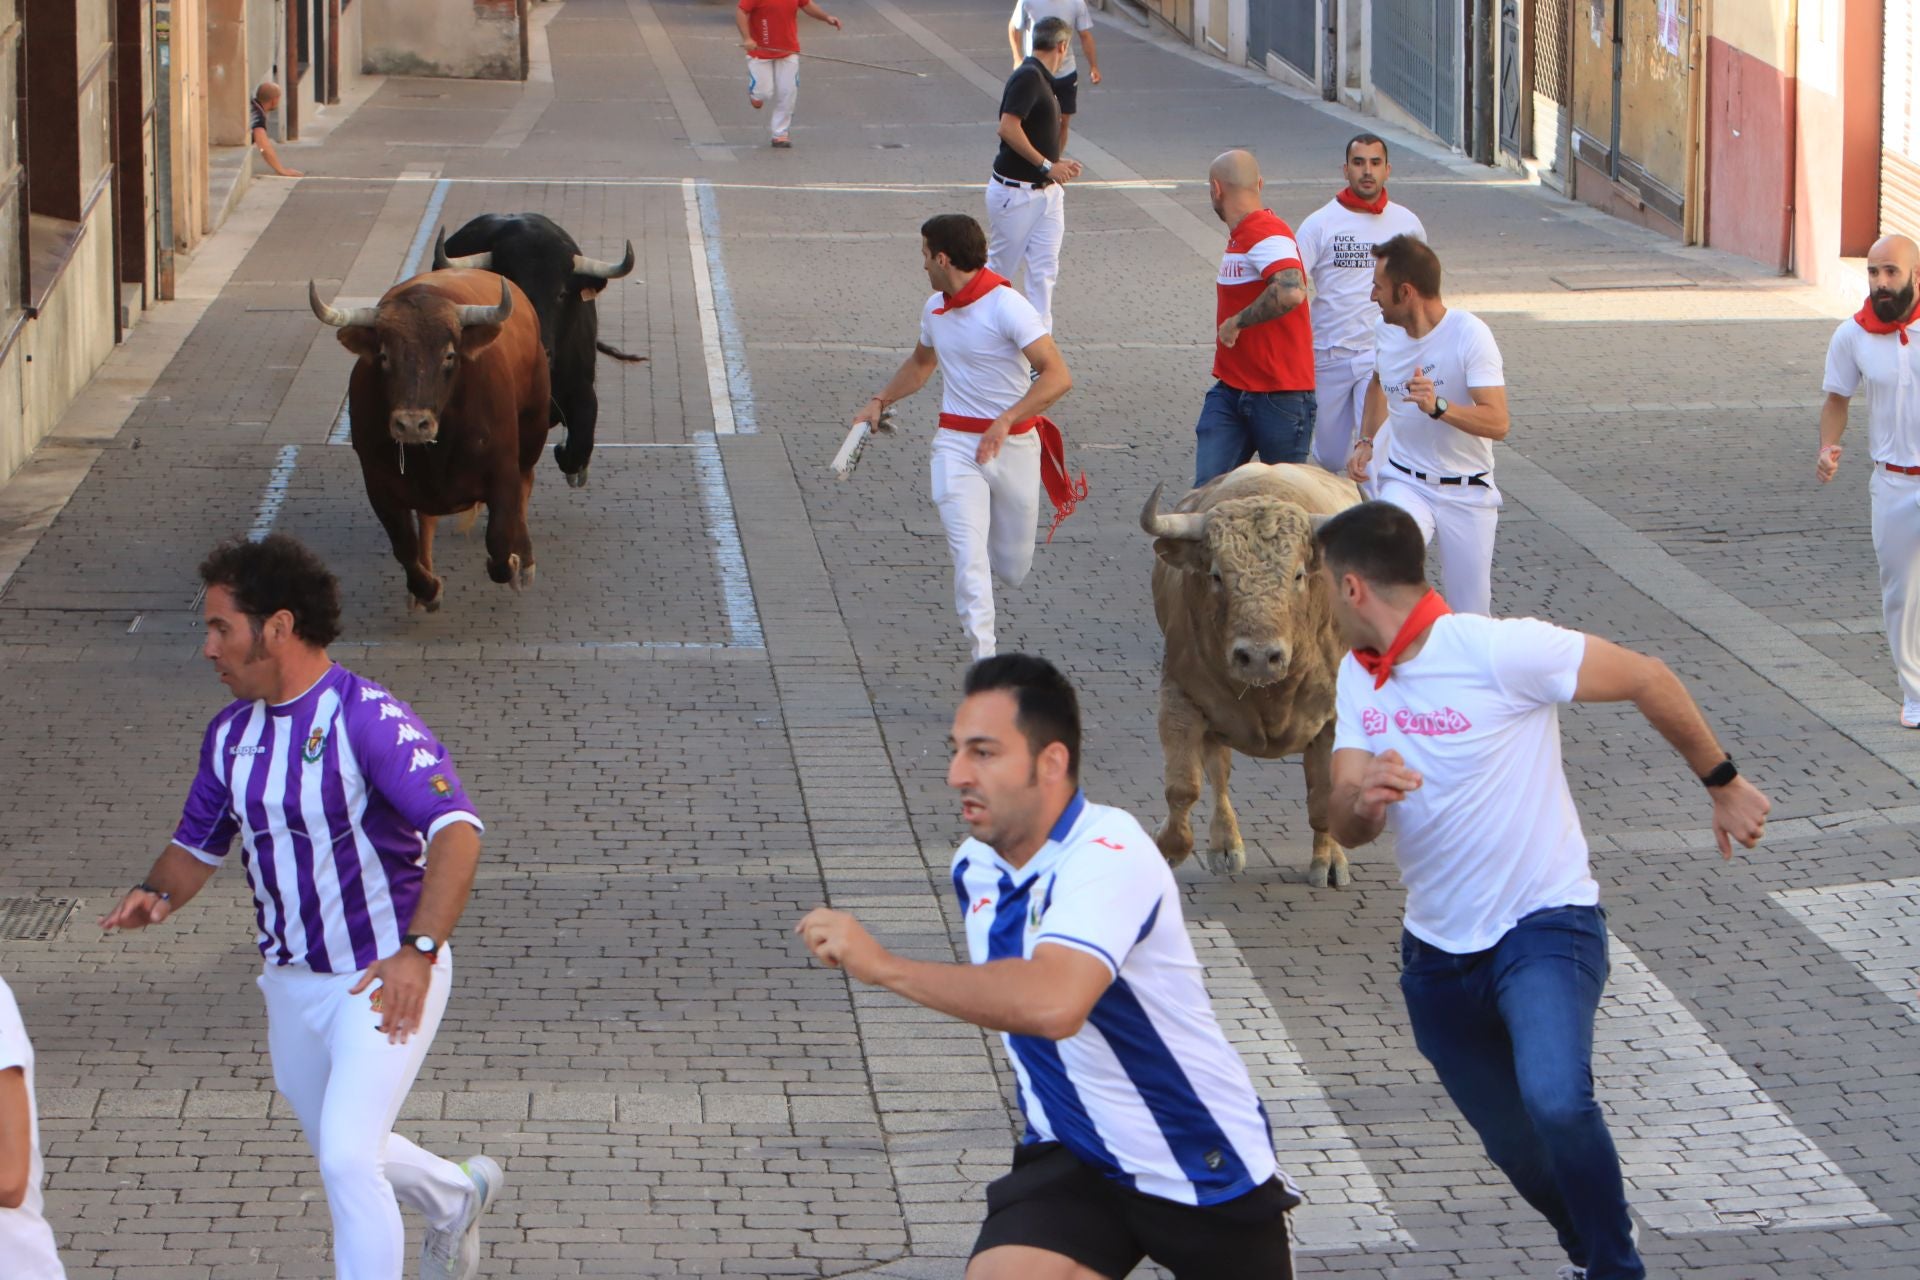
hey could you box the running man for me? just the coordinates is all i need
[854,214,1082,661]
[0,975,65,1278]
[1198,149,1315,485]
[1347,234,1508,614]
[99,536,503,1280]
[1008,0,1101,148]
[988,17,1084,332]
[1294,133,1425,482]
[737,0,843,148]
[1318,501,1771,1280]
[797,655,1302,1279]
[1816,232,1920,726]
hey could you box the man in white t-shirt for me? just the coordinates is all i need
[1008,0,1100,147]
[0,976,66,1279]
[1294,134,1426,485]
[1316,502,1771,1280]
[1347,234,1508,614]
[1816,232,1920,726]
[854,214,1082,660]
[797,655,1301,1278]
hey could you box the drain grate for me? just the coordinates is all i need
[0,897,80,942]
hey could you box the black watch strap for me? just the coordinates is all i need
[1700,757,1738,789]
[402,932,440,956]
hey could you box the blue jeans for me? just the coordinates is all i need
[1400,905,1644,1280]
[1193,383,1317,487]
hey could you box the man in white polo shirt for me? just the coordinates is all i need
[854,214,1083,660]
[1816,232,1920,726]
[1317,501,1771,1280]
[1294,133,1426,485]
[797,654,1301,1278]
[0,976,66,1278]
[1348,234,1508,614]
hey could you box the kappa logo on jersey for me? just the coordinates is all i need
[407,747,440,772]
[378,702,405,721]
[1361,708,1388,736]
[971,896,993,915]
[302,724,329,763]
[229,744,267,756]
[360,687,388,702]
[395,722,427,746]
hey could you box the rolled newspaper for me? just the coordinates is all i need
[830,407,895,479]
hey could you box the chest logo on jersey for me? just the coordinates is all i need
[971,896,993,915]
[302,724,330,763]
[1028,899,1045,930]
[429,773,453,798]
[1092,836,1125,850]
[229,744,267,756]
[1369,707,1473,737]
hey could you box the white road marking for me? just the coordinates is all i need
[1771,877,1920,1022]
[1190,921,1410,1251]
[681,178,754,435]
[692,433,764,649]
[248,445,301,541]
[1598,936,1890,1232]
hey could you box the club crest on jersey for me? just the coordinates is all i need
[429,774,452,798]
[302,724,329,763]
[1028,900,1045,929]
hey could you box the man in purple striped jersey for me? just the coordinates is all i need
[101,535,504,1280]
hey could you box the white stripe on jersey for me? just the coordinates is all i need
[259,711,310,965]
[297,688,358,969]
[335,729,403,959]
[225,705,277,960]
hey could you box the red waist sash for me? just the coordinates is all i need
[939,413,1089,542]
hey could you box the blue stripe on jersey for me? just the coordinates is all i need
[1008,1032,1132,1187]
[1048,791,1087,843]
[1034,933,1119,973]
[951,857,971,916]
[1086,977,1255,1201]
[1135,896,1161,944]
[986,870,1030,963]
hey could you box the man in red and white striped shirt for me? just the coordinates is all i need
[1197,149,1315,486]
[853,214,1080,660]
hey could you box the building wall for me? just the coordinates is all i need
[1703,32,1794,268]
[362,0,524,80]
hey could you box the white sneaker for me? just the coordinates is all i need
[420,1155,504,1280]
[1554,1268,1586,1280]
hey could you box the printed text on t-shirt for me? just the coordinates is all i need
[1362,706,1473,736]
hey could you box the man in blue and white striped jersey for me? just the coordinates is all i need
[101,535,502,1280]
[797,654,1301,1279]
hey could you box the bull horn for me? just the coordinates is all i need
[454,278,514,329]
[573,241,636,280]
[432,228,492,271]
[1139,482,1209,541]
[308,281,380,328]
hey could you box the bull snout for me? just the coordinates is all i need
[1229,638,1291,684]
[389,410,440,445]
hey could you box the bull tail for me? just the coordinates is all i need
[595,340,648,364]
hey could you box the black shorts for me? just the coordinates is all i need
[1051,70,1079,115]
[971,1143,1299,1279]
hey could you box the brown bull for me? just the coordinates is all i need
[309,269,552,610]
[1143,462,1362,886]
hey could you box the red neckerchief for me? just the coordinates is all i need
[1855,294,1920,345]
[933,268,1012,314]
[1336,186,1389,215]
[1352,589,1451,689]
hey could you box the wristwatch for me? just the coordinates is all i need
[1699,757,1738,789]
[1428,396,1449,419]
[1040,159,1053,176]
[402,933,441,959]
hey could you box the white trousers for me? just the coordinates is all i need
[1870,466,1920,719]
[1377,473,1501,616]
[1310,351,1380,485]
[985,181,1065,332]
[260,951,472,1280]
[746,55,799,139]
[931,429,1041,659]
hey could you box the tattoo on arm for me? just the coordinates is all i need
[1235,268,1307,329]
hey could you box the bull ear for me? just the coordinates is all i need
[1153,538,1212,574]
[334,327,379,359]
[458,324,504,358]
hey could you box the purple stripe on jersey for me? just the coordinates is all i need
[320,735,379,970]
[383,849,424,940]
[278,728,332,974]
[241,717,295,966]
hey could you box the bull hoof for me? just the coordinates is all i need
[1199,844,1246,876]
[1308,861,1331,889]
[406,579,445,614]
[1328,858,1352,888]
[518,561,537,589]
[506,553,523,591]
[565,466,589,490]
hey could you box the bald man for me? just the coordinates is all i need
[250,83,301,179]
[1818,233,1920,725]
[1197,150,1314,486]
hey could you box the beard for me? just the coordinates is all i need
[1872,280,1916,323]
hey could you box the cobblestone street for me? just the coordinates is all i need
[2,0,1919,1275]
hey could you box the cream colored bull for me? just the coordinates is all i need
[1142,462,1362,885]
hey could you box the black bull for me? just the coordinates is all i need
[434,212,644,488]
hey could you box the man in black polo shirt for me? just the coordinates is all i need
[249,82,301,179]
[987,17,1082,335]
